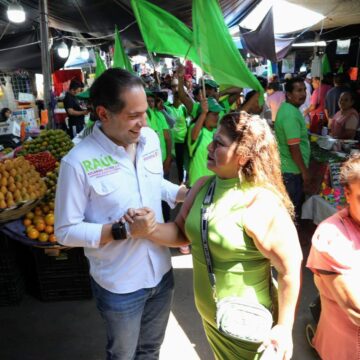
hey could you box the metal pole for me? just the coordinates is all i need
[39,0,53,128]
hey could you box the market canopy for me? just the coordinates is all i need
[0,0,260,71]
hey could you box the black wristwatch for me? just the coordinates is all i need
[111,221,127,240]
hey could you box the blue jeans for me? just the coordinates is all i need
[283,172,304,221]
[91,269,174,360]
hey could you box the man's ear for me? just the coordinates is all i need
[96,106,110,123]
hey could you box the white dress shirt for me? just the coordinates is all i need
[55,122,179,293]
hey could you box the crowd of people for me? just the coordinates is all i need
[54,64,360,360]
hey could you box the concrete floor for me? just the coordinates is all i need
[0,225,320,360]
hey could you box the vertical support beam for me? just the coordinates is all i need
[39,0,53,128]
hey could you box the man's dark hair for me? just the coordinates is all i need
[69,79,84,90]
[284,77,304,93]
[90,68,144,113]
[334,73,349,86]
[267,82,281,92]
[256,76,268,90]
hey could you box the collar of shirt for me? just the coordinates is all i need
[91,121,147,154]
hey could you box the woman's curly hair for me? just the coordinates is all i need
[220,111,294,217]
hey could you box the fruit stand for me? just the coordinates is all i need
[301,140,357,225]
[0,129,92,305]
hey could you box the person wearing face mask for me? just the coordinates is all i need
[55,68,188,360]
[329,91,359,140]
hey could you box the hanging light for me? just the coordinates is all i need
[57,41,69,58]
[80,47,89,60]
[7,2,26,23]
[72,45,81,58]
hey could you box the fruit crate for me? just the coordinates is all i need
[0,274,25,306]
[23,246,92,301]
[0,234,25,305]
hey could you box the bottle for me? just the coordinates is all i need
[310,113,318,134]
[20,121,26,141]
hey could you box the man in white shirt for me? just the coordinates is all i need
[55,68,188,360]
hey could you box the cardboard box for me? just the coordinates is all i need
[0,121,20,137]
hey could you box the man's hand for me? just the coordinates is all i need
[176,184,189,203]
[302,170,313,194]
[124,207,157,239]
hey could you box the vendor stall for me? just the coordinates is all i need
[0,129,92,305]
[301,139,357,225]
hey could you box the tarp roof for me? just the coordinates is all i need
[0,0,259,71]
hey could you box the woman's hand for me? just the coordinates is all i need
[258,324,293,360]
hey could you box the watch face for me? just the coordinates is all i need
[112,222,127,240]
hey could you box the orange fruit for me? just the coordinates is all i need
[48,234,57,243]
[34,208,43,216]
[44,213,55,226]
[23,218,32,227]
[25,211,35,220]
[38,232,49,242]
[44,225,53,234]
[33,215,44,224]
[42,205,50,214]
[36,222,46,232]
[27,228,40,240]
[26,225,35,233]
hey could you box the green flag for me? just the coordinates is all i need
[192,0,264,102]
[322,54,331,76]
[130,0,199,63]
[95,52,106,78]
[337,64,344,74]
[113,26,133,72]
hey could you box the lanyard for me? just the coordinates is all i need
[200,177,217,299]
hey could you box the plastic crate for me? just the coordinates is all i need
[23,247,92,301]
[0,274,24,306]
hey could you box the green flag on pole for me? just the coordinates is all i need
[192,0,264,103]
[113,26,133,72]
[337,64,344,74]
[130,0,200,63]
[95,52,106,78]
[322,54,331,76]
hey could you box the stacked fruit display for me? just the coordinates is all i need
[24,152,58,177]
[0,157,47,209]
[17,129,73,160]
[23,203,56,243]
[44,164,59,202]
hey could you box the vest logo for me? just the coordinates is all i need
[81,155,120,178]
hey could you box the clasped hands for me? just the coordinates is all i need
[122,207,157,239]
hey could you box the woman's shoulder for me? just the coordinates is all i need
[307,209,359,273]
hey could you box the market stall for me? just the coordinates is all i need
[301,138,357,225]
[0,129,92,305]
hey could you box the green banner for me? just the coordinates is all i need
[95,52,106,78]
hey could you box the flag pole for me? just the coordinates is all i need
[199,47,206,98]
[182,44,192,65]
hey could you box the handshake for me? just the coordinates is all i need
[122,207,157,239]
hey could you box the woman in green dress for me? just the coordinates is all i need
[126,112,302,360]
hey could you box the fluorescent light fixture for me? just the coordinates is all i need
[80,47,89,60]
[72,46,81,58]
[7,2,26,23]
[57,41,69,58]
[292,41,327,47]
[240,0,324,34]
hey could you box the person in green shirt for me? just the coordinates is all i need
[165,91,188,183]
[275,77,310,220]
[146,92,172,175]
[188,96,224,187]
[219,86,242,114]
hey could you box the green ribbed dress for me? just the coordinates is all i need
[185,177,274,360]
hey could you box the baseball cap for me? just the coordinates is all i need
[204,79,219,89]
[306,73,312,80]
[207,97,224,113]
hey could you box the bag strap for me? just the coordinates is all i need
[200,177,217,299]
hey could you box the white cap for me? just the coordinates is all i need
[306,73,312,79]
[284,73,292,80]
